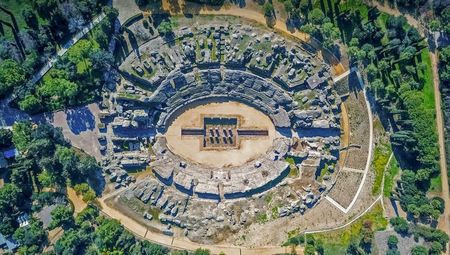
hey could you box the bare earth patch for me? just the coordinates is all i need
[50,103,101,161]
[165,101,278,168]
[328,171,364,208]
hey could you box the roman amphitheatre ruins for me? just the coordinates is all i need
[97,14,375,251]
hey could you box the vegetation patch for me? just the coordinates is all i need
[371,142,392,195]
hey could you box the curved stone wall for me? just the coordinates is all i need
[143,69,293,131]
[150,136,291,200]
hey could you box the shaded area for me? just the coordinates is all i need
[66,106,96,135]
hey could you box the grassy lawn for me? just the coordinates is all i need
[372,142,392,195]
[383,156,400,197]
[308,204,387,254]
[429,175,442,193]
[0,0,48,39]
[417,49,436,111]
[285,156,300,177]
[338,0,369,20]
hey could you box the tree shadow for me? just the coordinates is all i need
[88,169,106,195]
[229,0,246,8]
[167,0,182,13]
[266,15,276,28]
[127,30,141,59]
[66,106,96,135]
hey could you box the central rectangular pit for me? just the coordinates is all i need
[203,117,238,149]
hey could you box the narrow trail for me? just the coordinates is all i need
[67,187,88,214]
[430,52,450,238]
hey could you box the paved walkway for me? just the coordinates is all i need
[29,13,106,85]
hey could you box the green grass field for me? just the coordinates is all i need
[372,142,392,195]
[0,0,48,40]
[383,156,400,197]
[429,175,442,193]
[417,49,436,110]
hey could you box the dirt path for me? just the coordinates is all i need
[98,190,296,255]
[67,187,88,214]
[430,52,450,238]
[367,0,424,35]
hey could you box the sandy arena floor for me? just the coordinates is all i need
[165,101,278,168]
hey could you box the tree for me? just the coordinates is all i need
[94,218,125,251]
[400,46,417,60]
[135,0,149,7]
[49,205,74,229]
[73,183,96,202]
[0,184,22,235]
[18,94,43,114]
[411,245,428,255]
[10,157,34,197]
[315,239,324,255]
[308,8,325,25]
[75,206,99,226]
[0,60,26,97]
[38,170,58,189]
[90,50,113,70]
[13,220,47,254]
[429,241,443,255]
[321,22,340,49]
[441,7,450,35]
[22,7,39,29]
[429,19,441,32]
[67,39,95,67]
[193,248,211,255]
[366,64,378,82]
[304,244,315,255]
[387,249,400,255]
[54,229,86,255]
[55,146,78,179]
[283,0,294,15]
[33,0,58,16]
[360,220,374,247]
[387,235,398,249]
[103,6,119,24]
[390,217,409,234]
[38,78,79,109]
[157,20,176,36]
[0,128,13,149]
[263,2,274,18]
[12,121,32,153]
[431,197,445,213]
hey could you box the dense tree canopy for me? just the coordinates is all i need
[49,205,75,230]
[0,184,23,235]
[13,220,48,254]
[0,60,26,97]
[0,128,13,149]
